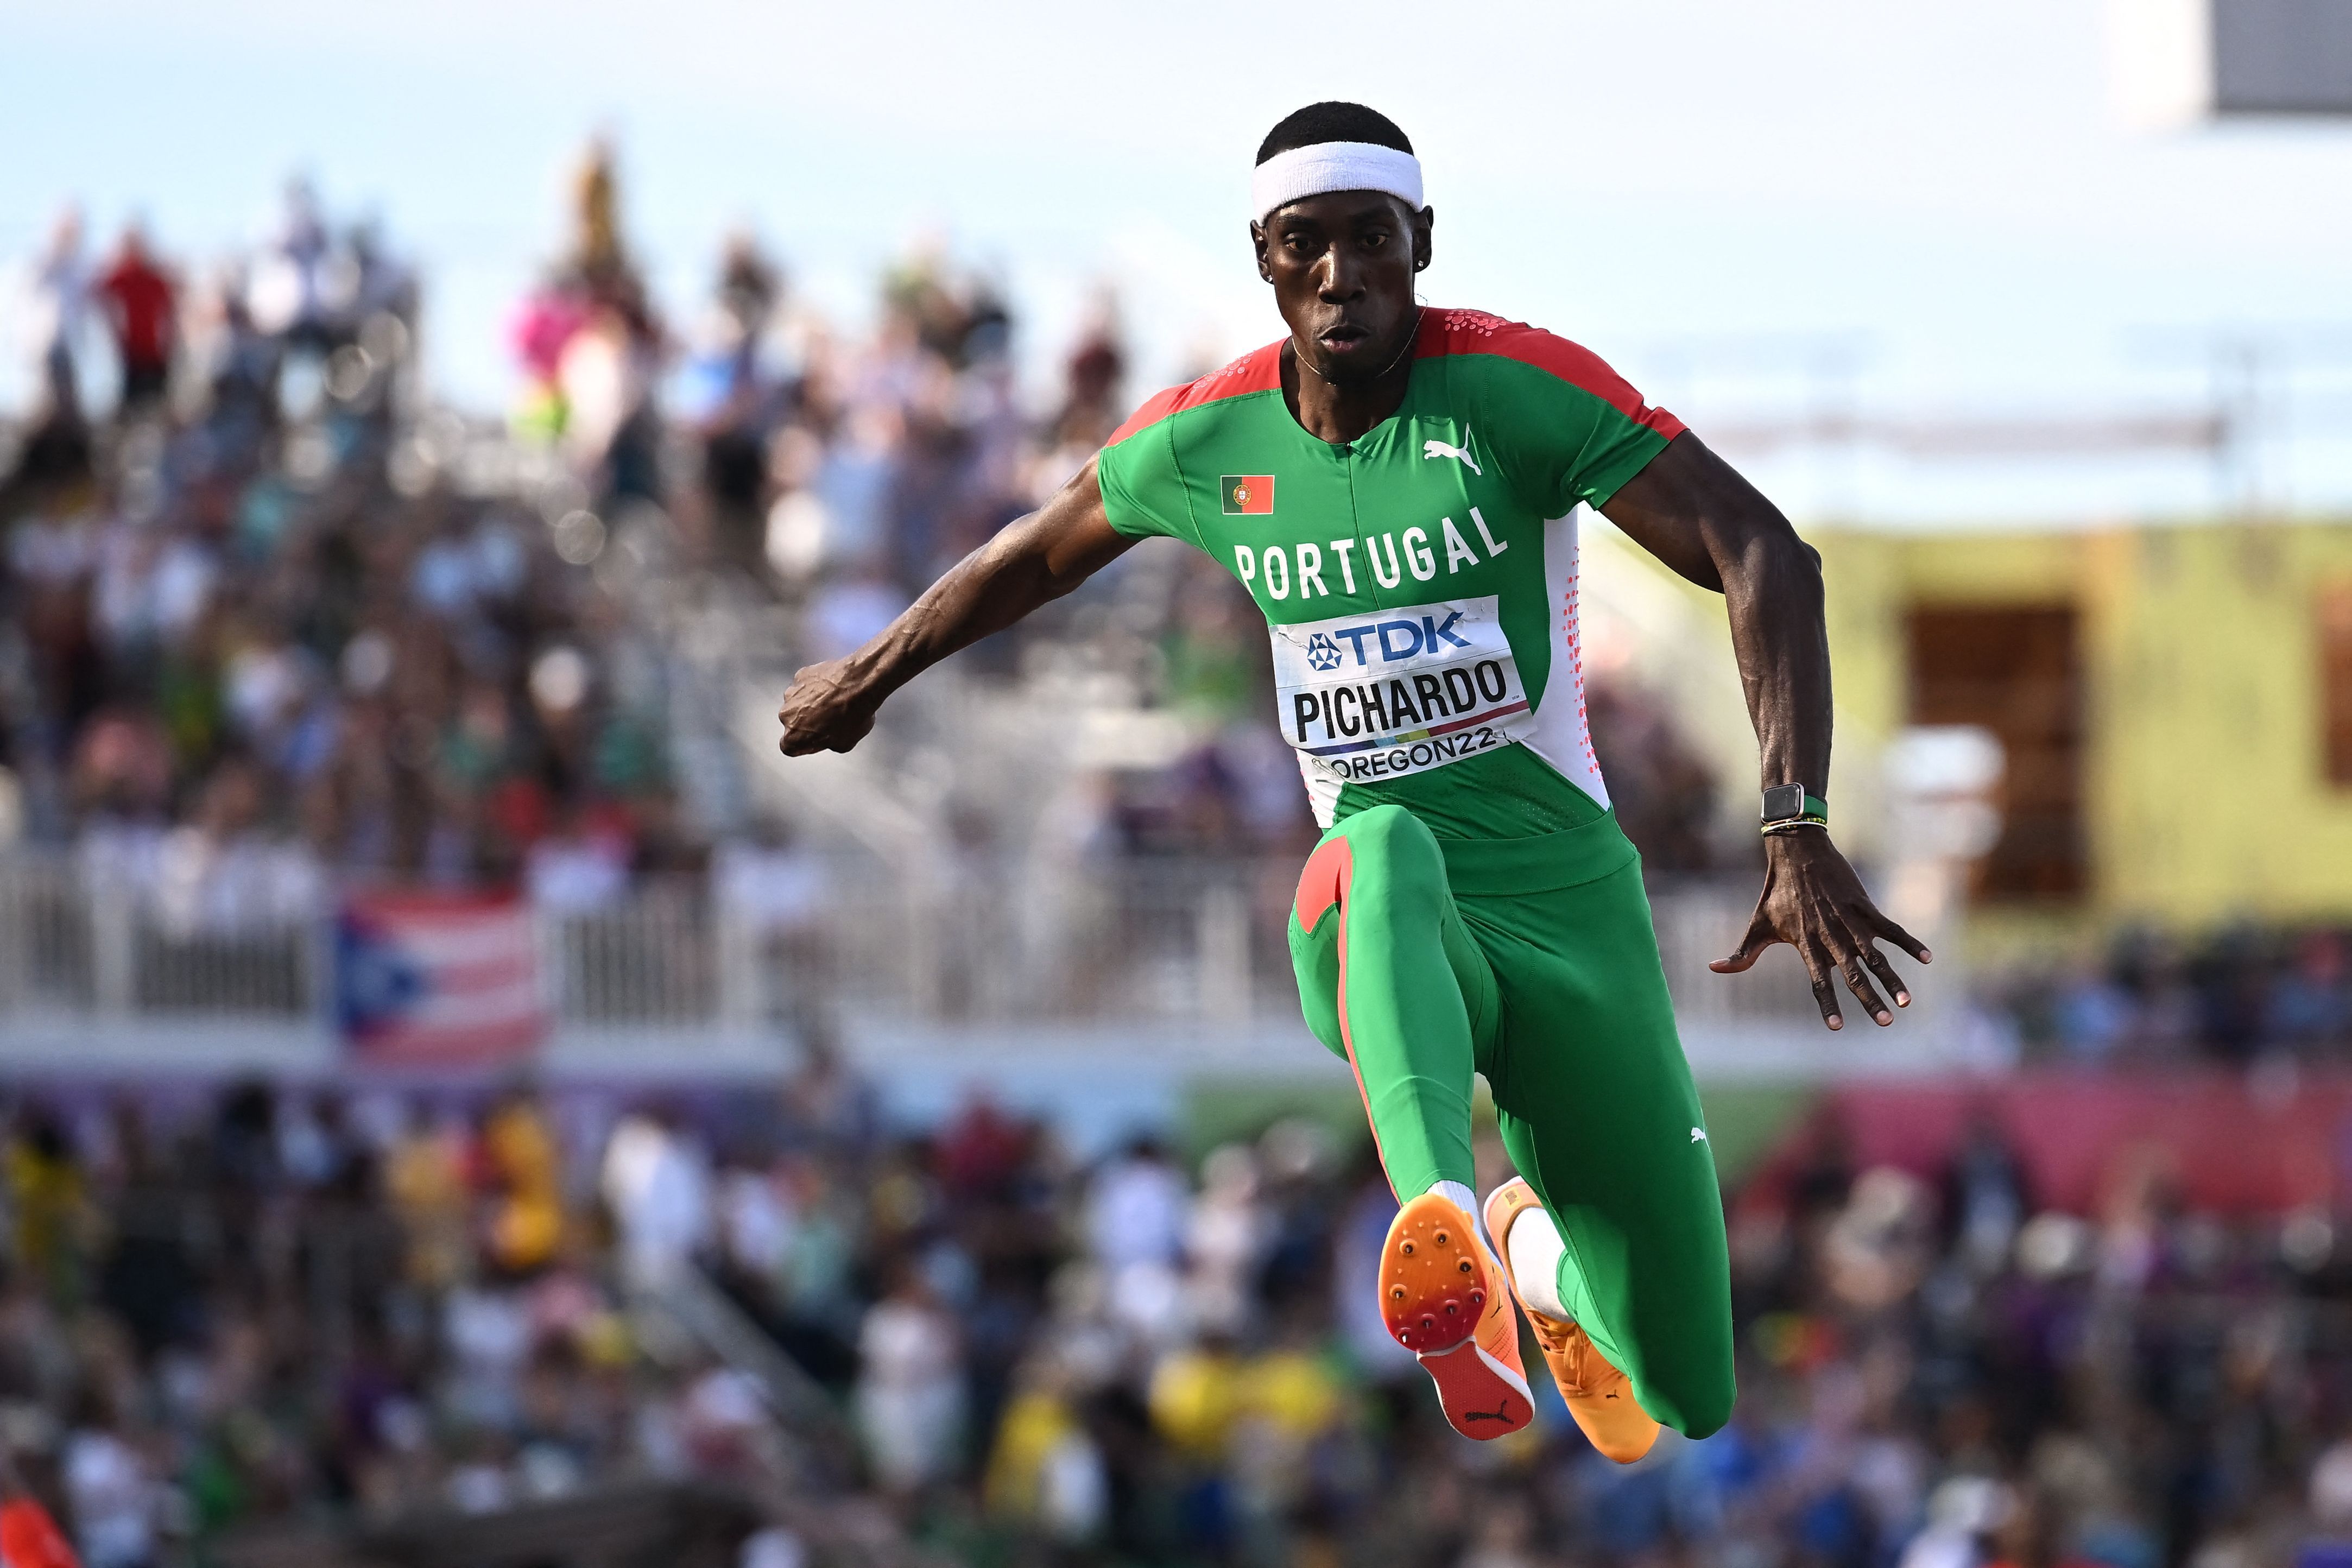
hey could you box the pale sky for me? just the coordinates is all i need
[6,0,2352,523]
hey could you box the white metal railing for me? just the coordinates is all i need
[0,857,95,1010]
[0,852,1818,1036]
[543,883,720,1026]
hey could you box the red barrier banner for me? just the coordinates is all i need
[1783,1072,2352,1215]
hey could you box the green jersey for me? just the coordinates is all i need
[1096,307,1684,836]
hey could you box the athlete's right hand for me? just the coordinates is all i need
[778,657,883,756]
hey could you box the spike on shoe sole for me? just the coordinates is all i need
[1380,1193,1534,1440]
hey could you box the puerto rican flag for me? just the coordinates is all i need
[337,892,546,1067]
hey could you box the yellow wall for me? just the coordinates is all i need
[1812,521,2352,931]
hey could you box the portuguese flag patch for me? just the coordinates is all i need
[1221,475,1275,516]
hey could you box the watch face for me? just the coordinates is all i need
[1762,784,1806,821]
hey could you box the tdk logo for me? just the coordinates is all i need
[1305,612,1474,673]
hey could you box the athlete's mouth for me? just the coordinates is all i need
[1318,324,1372,352]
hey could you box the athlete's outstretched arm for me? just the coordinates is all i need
[1601,433,1931,1032]
[778,457,1134,756]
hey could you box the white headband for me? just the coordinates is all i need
[1251,141,1424,223]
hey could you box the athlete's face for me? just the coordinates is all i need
[1254,192,1433,385]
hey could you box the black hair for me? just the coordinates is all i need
[1256,102,1413,165]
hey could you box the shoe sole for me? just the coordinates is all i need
[1380,1194,1533,1439]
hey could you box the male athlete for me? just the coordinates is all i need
[779,103,1929,1459]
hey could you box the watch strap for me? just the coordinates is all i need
[1760,786,1829,833]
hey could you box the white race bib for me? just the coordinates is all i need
[1268,596,1535,787]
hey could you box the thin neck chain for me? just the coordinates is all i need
[1292,306,1424,389]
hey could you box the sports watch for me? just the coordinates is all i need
[1760,785,1829,835]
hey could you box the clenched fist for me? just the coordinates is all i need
[777,657,883,756]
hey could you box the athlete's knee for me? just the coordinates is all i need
[1335,805,1447,896]
[1643,1362,1735,1440]
[1675,1388,1735,1441]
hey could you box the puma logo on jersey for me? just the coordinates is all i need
[1422,431,1482,475]
[1690,1127,1708,1143]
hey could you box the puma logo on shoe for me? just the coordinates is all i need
[1463,1397,1514,1424]
[1422,432,1482,475]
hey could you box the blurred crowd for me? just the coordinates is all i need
[1986,926,2352,1067]
[8,1057,2352,1568]
[0,167,710,918]
[0,1065,861,1567]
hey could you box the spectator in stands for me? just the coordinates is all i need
[1086,1134,1187,1278]
[599,1107,713,1287]
[29,207,91,425]
[7,1108,92,1304]
[1185,1143,1269,1338]
[248,177,334,352]
[2050,956,2135,1065]
[61,1393,161,1568]
[482,1089,566,1276]
[1088,1134,1190,1349]
[676,231,784,566]
[150,756,324,938]
[855,1260,966,1495]
[94,224,175,416]
[774,1022,882,1163]
[2273,930,2351,1053]
[515,142,666,505]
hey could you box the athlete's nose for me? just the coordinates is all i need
[1317,247,1366,302]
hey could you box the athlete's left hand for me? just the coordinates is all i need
[1709,831,1931,1030]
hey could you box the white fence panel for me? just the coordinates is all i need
[542,883,719,1026]
[0,853,1820,1041]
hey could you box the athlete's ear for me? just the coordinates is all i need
[1251,220,1273,283]
[1412,206,1435,274]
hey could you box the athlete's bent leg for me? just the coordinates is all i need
[1480,854,1736,1443]
[1288,806,1530,1438]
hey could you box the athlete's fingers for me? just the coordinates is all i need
[1797,933,1843,1030]
[1830,934,1894,1026]
[781,728,846,757]
[779,700,873,757]
[777,701,814,755]
[1710,913,1779,974]
[1862,905,1933,965]
[1807,892,1877,1028]
[1855,937,1911,1009]
[1814,902,1894,1026]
